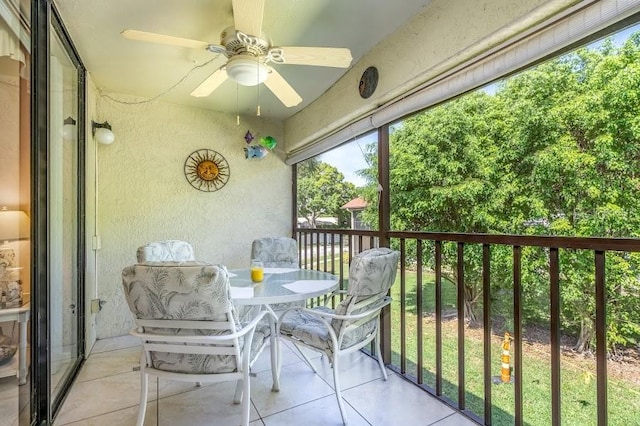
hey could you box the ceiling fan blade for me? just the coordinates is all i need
[277,46,353,68]
[264,67,302,107]
[121,29,212,50]
[190,68,229,97]
[232,0,264,36]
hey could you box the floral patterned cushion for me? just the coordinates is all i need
[136,240,196,263]
[278,306,334,352]
[280,248,400,356]
[345,248,400,297]
[251,237,299,269]
[332,248,399,348]
[122,263,266,374]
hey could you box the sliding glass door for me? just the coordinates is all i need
[30,1,86,422]
[48,23,80,404]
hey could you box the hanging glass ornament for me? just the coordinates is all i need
[259,135,277,150]
[244,145,269,159]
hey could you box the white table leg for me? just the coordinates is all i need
[266,305,280,391]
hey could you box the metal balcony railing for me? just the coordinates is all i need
[294,227,640,426]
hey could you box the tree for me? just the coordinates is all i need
[494,36,640,352]
[359,34,640,350]
[297,161,357,228]
[384,92,506,326]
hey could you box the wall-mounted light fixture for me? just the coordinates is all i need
[92,120,115,145]
[62,116,76,141]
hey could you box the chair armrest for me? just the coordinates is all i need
[237,309,277,337]
[322,289,347,307]
[283,296,391,322]
[277,296,392,353]
[132,309,276,344]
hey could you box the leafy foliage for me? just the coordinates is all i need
[361,34,640,350]
[297,160,357,228]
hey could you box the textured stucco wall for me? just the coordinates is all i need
[93,91,287,338]
[284,0,578,151]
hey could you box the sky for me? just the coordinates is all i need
[318,132,376,187]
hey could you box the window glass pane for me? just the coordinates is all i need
[390,25,640,239]
[49,25,79,406]
[0,0,31,423]
[296,131,377,230]
[388,23,640,425]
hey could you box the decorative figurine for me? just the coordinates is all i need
[5,281,22,308]
[0,248,15,268]
[244,145,269,159]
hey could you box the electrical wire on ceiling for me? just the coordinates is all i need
[99,57,218,105]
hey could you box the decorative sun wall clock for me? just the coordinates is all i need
[184,149,230,192]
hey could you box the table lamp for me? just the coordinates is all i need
[0,207,30,308]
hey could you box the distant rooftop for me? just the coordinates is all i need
[342,197,368,210]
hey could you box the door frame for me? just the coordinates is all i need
[31,0,86,423]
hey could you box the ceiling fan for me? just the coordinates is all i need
[121,0,353,108]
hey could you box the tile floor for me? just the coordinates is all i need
[0,376,27,426]
[56,335,477,425]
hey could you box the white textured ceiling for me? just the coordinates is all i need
[53,0,431,120]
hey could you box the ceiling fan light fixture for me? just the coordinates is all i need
[226,56,268,86]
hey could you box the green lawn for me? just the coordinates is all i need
[387,269,640,426]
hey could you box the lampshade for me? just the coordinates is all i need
[226,55,268,87]
[95,127,115,145]
[0,209,30,242]
[92,120,115,145]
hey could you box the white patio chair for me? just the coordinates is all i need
[277,247,400,425]
[249,236,305,371]
[251,236,305,315]
[122,262,278,426]
[136,239,195,263]
[251,236,299,269]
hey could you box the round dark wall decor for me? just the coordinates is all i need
[359,66,378,99]
[184,149,230,192]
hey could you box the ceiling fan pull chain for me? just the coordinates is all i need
[236,83,240,125]
[256,57,261,116]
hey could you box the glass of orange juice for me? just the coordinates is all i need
[250,259,264,282]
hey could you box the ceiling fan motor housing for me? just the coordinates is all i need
[220,26,270,57]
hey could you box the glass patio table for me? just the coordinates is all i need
[227,267,339,388]
[227,267,339,306]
